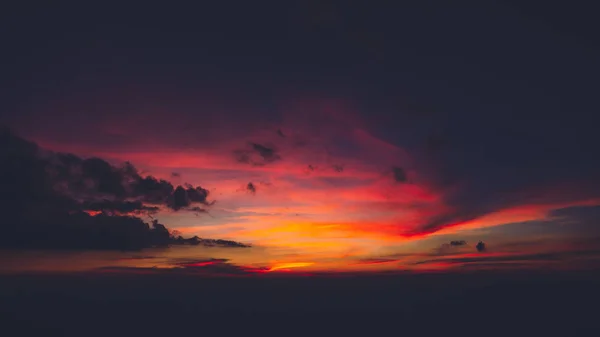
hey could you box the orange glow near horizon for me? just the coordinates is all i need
[267,262,315,272]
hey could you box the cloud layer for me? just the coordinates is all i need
[0,127,248,251]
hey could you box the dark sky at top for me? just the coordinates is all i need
[2,1,599,141]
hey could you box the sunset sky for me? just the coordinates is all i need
[1,1,599,275]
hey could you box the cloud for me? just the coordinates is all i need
[247,182,256,195]
[129,175,176,205]
[171,172,181,178]
[233,142,281,166]
[187,206,210,217]
[332,164,344,173]
[549,205,600,226]
[0,211,175,251]
[476,241,486,252]
[303,164,319,175]
[99,258,265,276]
[406,134,600,237]
[352,258,401,265]
[251,142,281,163]
[81,199,160,215]
[392,166,407,183]
[396,94,600,238]
[435,240,469,255]
[184,236,251,248]
[0,128,246,251]
[168,184,212,211]
[175,258,230,268]
[413,248,600,269]
[44,148,213,212]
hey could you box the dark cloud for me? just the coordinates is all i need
[233,150,251,165]
[247,182,256,195]
[79,158,128,197]
[405,185,600,237]
[405,114,600,237]
[0,128,243,251]
[476,241,486,252]
[436,240,469,255]
[234,142,281,166]
[353,258,401,265]
[81,199,159,216]
[277,129,286,137]
[414,248,600,268]
[100,258,263,276]
[304,164,317,175]
[332,164,344,173]
[185,236,251,248]
[391,166,407,183]
[549,205,600,224]
[0,211,175,251]
[187,206,209,215]
[251,142,280,163]
[185,184,210,203]
[171,172,181,178]
[175,258,230,268]
[168,184,212,211]
[131,175,174,205]
[41,146,213,212]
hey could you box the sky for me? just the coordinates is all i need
[1,1,600,275]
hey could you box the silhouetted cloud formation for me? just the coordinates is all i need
[392,166,407,183]
[303,164,318,175]
[101,258,262,275]
[168,184,212,211]
[0,127,245,251]
[436,240,468,255]
[476,241,486,252]
[414,248,600,269]
[549,205,600,227]
[188,206,208,214]
[184,236,251,248]
[247,182,256,195]
[40,146,214,212]
[332,164,344,173]
[353,258,402,265]
[250,142,280,163]
[408,141,600,237]
[81,199,160,215]
[175,258,230,268]
[234,142,281,166]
